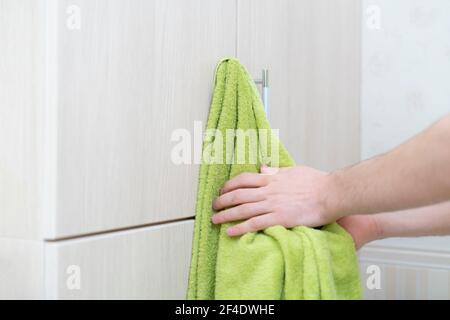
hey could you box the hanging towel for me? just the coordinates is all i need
[187,58,362,300]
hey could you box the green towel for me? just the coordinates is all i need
[187,58,362,300]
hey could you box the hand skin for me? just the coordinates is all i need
[337,215,380,250]
[337,202,450,250]
[212,165,336,236]
[212,113,450,239]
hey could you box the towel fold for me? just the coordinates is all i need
[187,58,362,300]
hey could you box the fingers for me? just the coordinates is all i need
[220,172,269,195]
[260,165,292,175]
[219,166,288,195]
[213,188,266,210]
[226,214,278,236]
[211,201,271,224]
[260,165,280,175]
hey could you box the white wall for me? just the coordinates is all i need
[361,0,450,258]
[362,0,450,159]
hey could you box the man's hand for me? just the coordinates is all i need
[337,215,380,250]
[211,165,342,237]
[212,114,450,240]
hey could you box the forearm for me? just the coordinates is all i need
[373,201,450,240]
[328,114,450,218]
[212,114,450,235]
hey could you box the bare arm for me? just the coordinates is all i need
[375,201,450,239]
[329,114,450,218]
[212,114,450,237]
[338,201,450,249]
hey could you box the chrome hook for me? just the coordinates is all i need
[254,69,269,117]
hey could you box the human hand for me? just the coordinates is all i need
[211,165,343,236]
[337,215,380,250]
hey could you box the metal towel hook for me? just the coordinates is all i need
[254,69,269,117]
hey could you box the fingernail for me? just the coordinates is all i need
[226,227,236,236]
[211,215,217,224]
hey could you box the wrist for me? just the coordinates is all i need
[370,214,386,241]
[369,215,383,242]
[323,170,348,221]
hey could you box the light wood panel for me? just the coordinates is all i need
[0,238,45,299]
[237,0,361,171]
[45,220,194,299]
[0,0,45,239]
[48,0,236,238]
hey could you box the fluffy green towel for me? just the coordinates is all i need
[187,58,362,300]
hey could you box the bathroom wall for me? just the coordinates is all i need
[362,0,450,249]
[360,0,450,299]
[362,0,450,158]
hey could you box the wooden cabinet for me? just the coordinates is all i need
[0,220,194,299]
[0,238,44,299]
[0,0,234,299]
[45,220,194,299]
[0,0,236,240]
[237,0,361,171]
[0,0,44,240]
[48,0,237,238]
[0,0,362,299]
